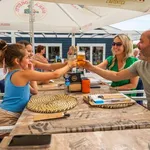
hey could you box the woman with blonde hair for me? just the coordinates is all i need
[96,34,139,95]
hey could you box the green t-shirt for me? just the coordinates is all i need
[106,56,138,96]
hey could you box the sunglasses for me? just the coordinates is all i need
[112,42,122,47]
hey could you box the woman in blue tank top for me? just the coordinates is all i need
[0,44,76,126]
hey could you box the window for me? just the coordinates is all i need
[77,44,106,65]
[34,43,62,63]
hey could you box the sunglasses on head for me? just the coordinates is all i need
[112,42,122,47]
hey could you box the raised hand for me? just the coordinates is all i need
[28,61,34,70]
[67,59,77,69]
[78,60,93,70]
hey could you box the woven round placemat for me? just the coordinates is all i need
[83,96,135,109]
[27,94,78,113]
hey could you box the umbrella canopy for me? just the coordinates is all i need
[0,0,147,33]
[36,0,150,12]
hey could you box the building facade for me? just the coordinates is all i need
[0,36,113,64]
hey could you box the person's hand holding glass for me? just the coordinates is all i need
[67,58,77,69]
[76,50,93,69]
[77,51,86,67]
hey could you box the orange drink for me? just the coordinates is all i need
[77,51,85,66]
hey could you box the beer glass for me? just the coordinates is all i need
[77,51,85,66]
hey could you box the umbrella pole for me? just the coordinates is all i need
[71,33,75,46]
[29,0,35,54]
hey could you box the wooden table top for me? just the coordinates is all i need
[8,84,150,135]
[1,79,150,150]
[1,129,150,150]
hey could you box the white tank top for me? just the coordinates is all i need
[0,68,7,80]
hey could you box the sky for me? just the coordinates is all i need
[111,14,150,31]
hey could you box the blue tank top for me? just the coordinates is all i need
[0,70,30,112]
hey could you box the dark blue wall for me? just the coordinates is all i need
[0,37,11,43]
[16,37,30,42]
[15,37,71,58]
[1,37,113,58]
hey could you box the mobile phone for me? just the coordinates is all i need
[8,134,51,147]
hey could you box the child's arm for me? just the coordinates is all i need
[23,59,76,82]
[30,81,38,95]
[31,59,67,71]
[28,62,38,95]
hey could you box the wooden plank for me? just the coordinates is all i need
[1,129,150,150]
[38,83,65,91]
[33,112,67,121]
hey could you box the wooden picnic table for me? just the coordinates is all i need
[7,82,150,135]
[1,79,150,149]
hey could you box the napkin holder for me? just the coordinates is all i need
[68,73,82,92]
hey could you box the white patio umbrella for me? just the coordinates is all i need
[0,0,149,48]
[0,0,147,33]
[36,0,150,12]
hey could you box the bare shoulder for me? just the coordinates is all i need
[13,69,29,76]
[10,70,29,85]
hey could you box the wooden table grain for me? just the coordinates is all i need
[1,80,150,150]
[7,85,150,135]
[1,129,150,150]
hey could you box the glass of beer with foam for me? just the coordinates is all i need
[77,51,85,67]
